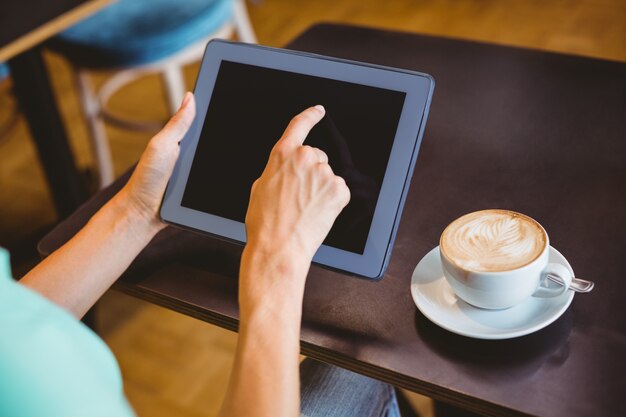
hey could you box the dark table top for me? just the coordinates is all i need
[0,0,83,45]
[0,0,112,60]
[39,23,626,417]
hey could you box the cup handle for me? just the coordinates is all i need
[533,263,573,298]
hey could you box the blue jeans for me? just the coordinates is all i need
[300,359,401,417]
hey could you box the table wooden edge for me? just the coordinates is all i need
[111,280,530,417]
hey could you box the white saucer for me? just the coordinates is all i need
[410,246,575,340]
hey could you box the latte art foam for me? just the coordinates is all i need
[441,210,547,272]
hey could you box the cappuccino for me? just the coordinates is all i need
[440,209,546,273]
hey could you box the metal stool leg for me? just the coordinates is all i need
[233,0,258,43]
[75,70,115,188]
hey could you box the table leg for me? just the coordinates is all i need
[8,47,88,219]
[9,47,96,331]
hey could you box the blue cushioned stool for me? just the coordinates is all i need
[0,63,9,80]
[0,63,19,140]
[48,0,256,187]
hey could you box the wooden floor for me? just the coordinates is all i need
[1,0,624,416]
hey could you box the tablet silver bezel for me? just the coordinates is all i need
[161,40,434,279]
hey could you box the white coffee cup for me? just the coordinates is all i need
[439,209,572,310]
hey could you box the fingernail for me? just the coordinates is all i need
[181,92,192,109]
[314,104,325,113]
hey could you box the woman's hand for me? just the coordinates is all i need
[22,93,195,318]
[222,105,350,417]
[240,105,351,312]
[114,92,196,236]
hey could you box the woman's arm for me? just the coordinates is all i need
[20,93,196,318]
[21,98,350,417]
[219,105,350,417]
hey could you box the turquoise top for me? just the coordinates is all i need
[0,248,135,417]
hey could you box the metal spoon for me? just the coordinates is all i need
[547,273,595,293]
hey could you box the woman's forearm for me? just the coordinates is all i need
[20,191,160,318]
[219,106,349,417]
[219,247,310,417]
[20,94,195,319]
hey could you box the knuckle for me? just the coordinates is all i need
[250,179,263,197]
[315,148,328,161]
[342,185,351,204]
[334,175,346,188]
[169,112,183,126]
[317,162,333,177]
[145,136,166,155]
[331,176,345,192]
[333,177,350,203]
[272,142,289,160]
[291,113,307,126]
[295,145,314,163]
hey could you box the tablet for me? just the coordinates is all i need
[161,40,434,280]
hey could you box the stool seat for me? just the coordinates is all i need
[0,63,9,79]
[44,0,256,188]
[50,0,233,69]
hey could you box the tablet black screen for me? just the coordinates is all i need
[181,60,406,254]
